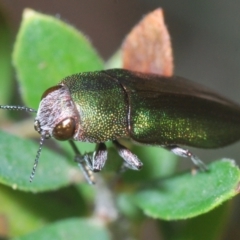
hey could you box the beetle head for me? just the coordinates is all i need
[34,84,79,141]
[0,83,80,182]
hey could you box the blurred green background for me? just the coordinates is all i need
[0,0,240,239]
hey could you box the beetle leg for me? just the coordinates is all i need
[163,144,208,171]
[84,143,108,172]
[68,140,95,184]
[113,140,143,170]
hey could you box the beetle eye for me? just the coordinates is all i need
[41,85,62,100]
[52,118,76,141]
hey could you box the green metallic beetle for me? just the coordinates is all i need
[1,69,240,183]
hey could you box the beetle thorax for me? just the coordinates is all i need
[34,85,79,138]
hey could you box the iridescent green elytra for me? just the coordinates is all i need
[2,69,240,183]
[61,69,240,148]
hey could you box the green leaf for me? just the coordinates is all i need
[160,201,230,240]
[0,184,87,237]
[0,130,81,192]
[13,9,104,109]
[133,160,240,220]
[12,218,111,240]
[175,202,230,240]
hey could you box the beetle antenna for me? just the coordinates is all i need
[29,136,45,182]
[0,105,37,113]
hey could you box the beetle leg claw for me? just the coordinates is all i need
[164,144,208,171]
[84,143,108,172]
[113,140,143,171]
[74,154,95,184]
[69,140,95,184]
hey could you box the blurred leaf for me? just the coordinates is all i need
[117,192,143,220]
[160,201,230,240]
[0,130,83,192]
[13,9,104,109]
[176,202,230,240]
[12,218,111,240]
[122,8,173,76]
[0,184,86,237]
[133,160,240,219]
[105,50,122,69]
[0,9,13,118]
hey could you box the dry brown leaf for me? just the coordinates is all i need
[122,8,173,76]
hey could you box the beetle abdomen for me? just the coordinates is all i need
[129,93,240,148]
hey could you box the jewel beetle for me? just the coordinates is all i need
[1,68,240,184]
